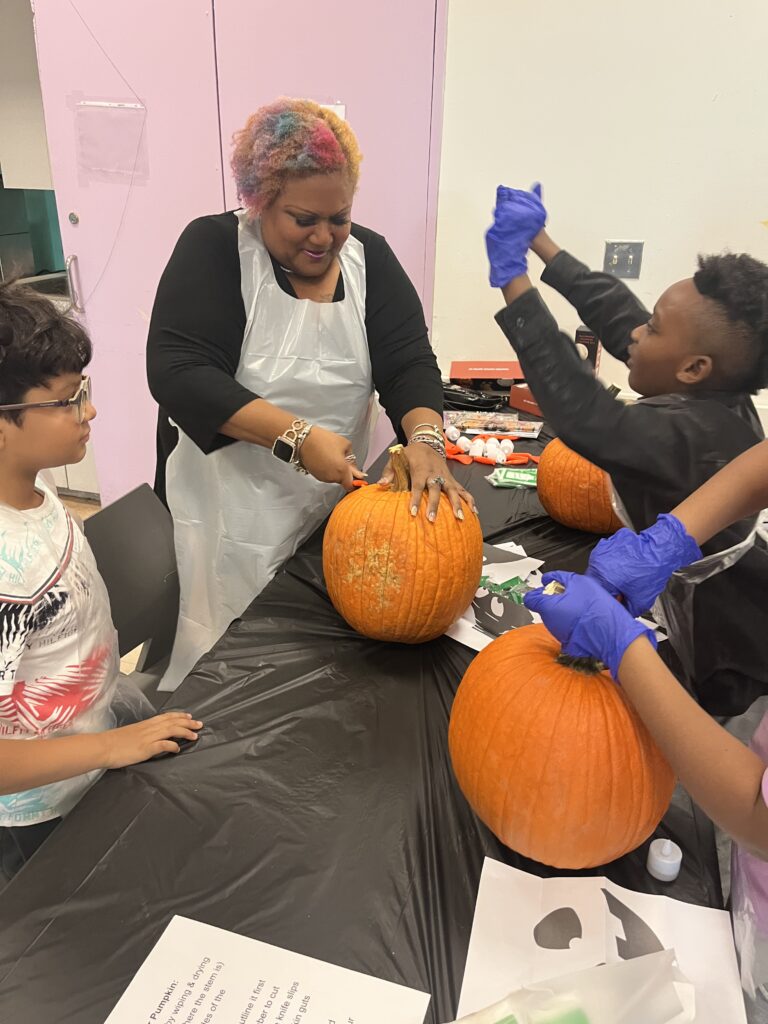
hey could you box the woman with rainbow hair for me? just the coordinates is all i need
[147,98,468,691]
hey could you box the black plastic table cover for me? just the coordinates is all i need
[0,451,722,1024]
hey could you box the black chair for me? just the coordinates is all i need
[84,484,179,677]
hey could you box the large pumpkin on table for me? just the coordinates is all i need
[323,446,483,643]
[448,623,675,868]
[537,438,622,534]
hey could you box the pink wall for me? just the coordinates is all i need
[422,3,450,323]
[33,1,224,505]
[34,0,448,501]
[214,1,447,305]
[215,0,449,465]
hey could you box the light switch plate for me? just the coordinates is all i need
[604,241,643,278]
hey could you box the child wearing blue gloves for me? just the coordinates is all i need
[523,438,768,999]
[486,184,768,716]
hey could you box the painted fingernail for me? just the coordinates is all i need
[411,505,418,516]
[428,512,436,523]
[457,509,465,520]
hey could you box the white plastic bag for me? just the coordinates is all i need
[449,950,694,1024]
[732,710,768,998]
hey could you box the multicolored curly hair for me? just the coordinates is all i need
[231,98,362,216]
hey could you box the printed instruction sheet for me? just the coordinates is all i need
[105,916,430,1024]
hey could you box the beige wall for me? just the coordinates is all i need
[0,0,53,190]
[432,0,768,417]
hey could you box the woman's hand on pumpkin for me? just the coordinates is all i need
[378,443,477,522]
[299,426,367,491]
[523,571,656,680]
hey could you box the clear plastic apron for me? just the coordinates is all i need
[652,524,758,686]
[609,482,758,685]
[731,705,768,999]
[160,212,374,691]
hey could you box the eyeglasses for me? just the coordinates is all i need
[0,376,92,424]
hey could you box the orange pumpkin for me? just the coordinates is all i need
[448,623,675,868]
[323,446,483,643]
[537,438,622,534]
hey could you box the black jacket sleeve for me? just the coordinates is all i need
[541,251,650,363]
[146,215,252,454]
[495,289,696,487]
[355,226,443,434]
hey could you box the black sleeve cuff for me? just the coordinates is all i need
[540,250,592,297]
[494,288,564,347]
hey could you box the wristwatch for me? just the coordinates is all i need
[272,418,312,473]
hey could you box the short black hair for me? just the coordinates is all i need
[693,253,768,393]
[0,280,91,423]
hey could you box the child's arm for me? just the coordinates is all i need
[671,438,768,544]
[619,636,768,858]
[525,573,768,859]
[531,229,650,364]
[0,713,203,795]
[495,272,684,487]
[587,439,768,615]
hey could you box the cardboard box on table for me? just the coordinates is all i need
[451,328,602,421]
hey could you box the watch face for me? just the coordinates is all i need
[273,437,294,463]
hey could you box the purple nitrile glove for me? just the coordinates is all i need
[485,183,547,288]
[586,514,702,617]
[523,571,656,681]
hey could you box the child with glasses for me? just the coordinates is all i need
[0,281,202,885]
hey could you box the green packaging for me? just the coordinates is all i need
[478,575,531,605]
[486,467,539,489]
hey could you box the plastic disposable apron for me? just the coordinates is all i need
[160,212,374,691]
[651,522,758,688]
[609,482,759,688]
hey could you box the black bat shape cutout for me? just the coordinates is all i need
[532,891,664,961]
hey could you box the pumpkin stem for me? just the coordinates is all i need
[556,653,607,675]
[543,580,566,596]
[387,444,412,493]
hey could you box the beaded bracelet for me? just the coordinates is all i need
[410,436,447,459]
[410,427,445,441]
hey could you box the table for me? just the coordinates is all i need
[0,454,722,1024]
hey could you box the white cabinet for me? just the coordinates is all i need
[49,443,99,497]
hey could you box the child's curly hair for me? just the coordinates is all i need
[694,253,768,393]
[231,98,362,217]
[0,281,91,424]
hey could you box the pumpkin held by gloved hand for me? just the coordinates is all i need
[323,446,483,643]
[448,622,675,869]
[537,438,622,534]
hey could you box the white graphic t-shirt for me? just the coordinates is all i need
[0,483,119,825]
